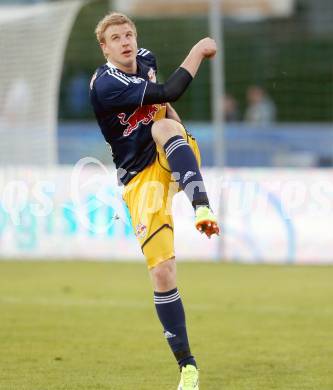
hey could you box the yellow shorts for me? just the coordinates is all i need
[123,123,201,269]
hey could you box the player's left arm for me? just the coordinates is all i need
[144,53,181,122]
[141,50,180,121]
[166,103,181,122]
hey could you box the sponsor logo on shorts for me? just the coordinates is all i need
[135,222,147,239]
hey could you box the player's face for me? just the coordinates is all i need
[101,23,138,73]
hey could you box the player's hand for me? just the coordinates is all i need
[195,38,217,59]
[148,67,156,83]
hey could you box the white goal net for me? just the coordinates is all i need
[0,0,83,166]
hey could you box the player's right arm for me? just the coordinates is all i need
[179,37,217,77]
[142,37,217,105]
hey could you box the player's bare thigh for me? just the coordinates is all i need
[151,118,183,148]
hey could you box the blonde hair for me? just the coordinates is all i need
[95,12,137,44]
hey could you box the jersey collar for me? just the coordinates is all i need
[106,60,139,76]
[106,61,117,69]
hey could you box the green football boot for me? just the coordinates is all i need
[178,365,199,390]
[195,206,220,238]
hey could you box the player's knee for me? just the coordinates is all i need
[151,119,183,147]
[150,258,176,291]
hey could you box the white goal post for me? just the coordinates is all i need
[0,0,84,166]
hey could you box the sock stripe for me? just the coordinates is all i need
[165,138,186,154]
[154,296,181,305]
[166,143,187,159]
[165,138,187,154]
[154,294,180,303]
[154,292,180,302]
[165,139,187,155]
[154,291,180,304]
[154,290,179,300]
[154,288,178,297]
[166,141,188,159]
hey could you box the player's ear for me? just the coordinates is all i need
[100,41,108,57]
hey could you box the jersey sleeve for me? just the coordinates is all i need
[95,70,147,112]
[137,48,158,73]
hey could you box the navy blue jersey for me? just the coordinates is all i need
[90,48,166,185]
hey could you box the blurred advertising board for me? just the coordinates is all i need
[0,164,332,264]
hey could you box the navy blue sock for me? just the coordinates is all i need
[164,135,209,210]
[154,288,197,369]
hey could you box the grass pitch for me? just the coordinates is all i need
[0,261,332,390]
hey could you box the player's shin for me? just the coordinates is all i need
[163,135,209,209]
[154,288,197,369]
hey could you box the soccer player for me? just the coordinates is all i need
[90,12,220,390]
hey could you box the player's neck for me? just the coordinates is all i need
[108,58,137,75]
[121,63,137,74]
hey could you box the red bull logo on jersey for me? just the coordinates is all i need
[118,105,159,137]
